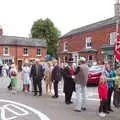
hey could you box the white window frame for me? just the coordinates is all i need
[109,32,116,45]
[85,37,92,48]
[3,47,9,56]
[23,48,29,56]
[64,42,68,52]
[88,55,92,61]
[37,48,41,56]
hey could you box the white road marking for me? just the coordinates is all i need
[4,104,29,116]
[0,99,50,120]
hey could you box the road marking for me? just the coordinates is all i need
[0,99,50,120]
[4,104,29,116]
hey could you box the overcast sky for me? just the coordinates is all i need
[0,0,116,37]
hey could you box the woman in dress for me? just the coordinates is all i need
[22,60,30,92]
[44,62,52,95]
[9,64,17,93]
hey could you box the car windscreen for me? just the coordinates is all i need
[89,66,103,71]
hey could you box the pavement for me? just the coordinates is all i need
[0,73,119,120]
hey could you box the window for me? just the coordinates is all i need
[109,32,116,45]
[64,42,68,51]
[37,48,41,56]
[85,37,92,48]
[23,48,29,56]
[88,55,92,61]
[3,47,9,56]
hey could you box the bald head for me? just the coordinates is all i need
[35,58,40,64]
[52,59,57,65]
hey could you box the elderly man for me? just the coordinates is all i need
[74,57,88,112]
[30,58,44,96]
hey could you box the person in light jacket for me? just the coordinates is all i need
[113,66,120,108]
[22,60,31,92]
[44,62,52,95]
[74,57,88,112]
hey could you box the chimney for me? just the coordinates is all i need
[114,0,120,17]
[0,25,3,36]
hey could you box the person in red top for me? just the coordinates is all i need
[98,75,109,114]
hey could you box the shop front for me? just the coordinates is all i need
[0,56,14,65]
[100,44,114,62]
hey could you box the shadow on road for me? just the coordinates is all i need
[87,84,97,87]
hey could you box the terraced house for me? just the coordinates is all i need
[0,27,46,71]
[59,1,120,65]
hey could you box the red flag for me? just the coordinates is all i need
[114,35,120,60]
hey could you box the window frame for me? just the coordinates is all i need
[36,48,41,56]
[23,48,29,56]
[64,42,68,52]
[3,47,9,56]
[109,32,116,45]
[85,37,92,48]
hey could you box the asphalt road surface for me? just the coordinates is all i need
[0,74,119,120]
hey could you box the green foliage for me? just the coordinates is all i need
[31,18,60,56]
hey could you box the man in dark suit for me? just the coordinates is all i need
[62,58,75,104]
[51,59,62,98]
[0,64,3,77]
[30,58,44,96]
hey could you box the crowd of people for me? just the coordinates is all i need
[98,62,120,117]
[0,57,120,117]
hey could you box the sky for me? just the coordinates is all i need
[0,0,116,37]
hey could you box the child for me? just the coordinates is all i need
[113,67,120,108]
[10,64,17,94]
[22,60,30,93]
[98,75,109,117]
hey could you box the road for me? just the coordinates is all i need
[0,74,119,120]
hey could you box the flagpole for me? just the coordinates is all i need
[114,19,119,69]
[116,19,119,35]
[114,0,120,69]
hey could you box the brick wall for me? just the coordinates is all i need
[0,45,46,64]
[59,24,120,61]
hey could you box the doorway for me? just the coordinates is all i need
[18,60,22,72]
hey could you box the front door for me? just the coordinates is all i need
[18,60,22,72]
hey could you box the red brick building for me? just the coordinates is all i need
[59,2,120,65]
[0,28,46,70]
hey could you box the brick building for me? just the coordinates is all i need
[0,28,46,71]
[59,1,120,65]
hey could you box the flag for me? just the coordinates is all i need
[114,35,120,60]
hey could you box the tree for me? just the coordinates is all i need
[31,18,61,57]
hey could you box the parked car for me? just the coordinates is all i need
[87,65,104,85]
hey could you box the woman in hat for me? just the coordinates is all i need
[22,60,31,92]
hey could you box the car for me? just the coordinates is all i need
[87,65,104,85]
